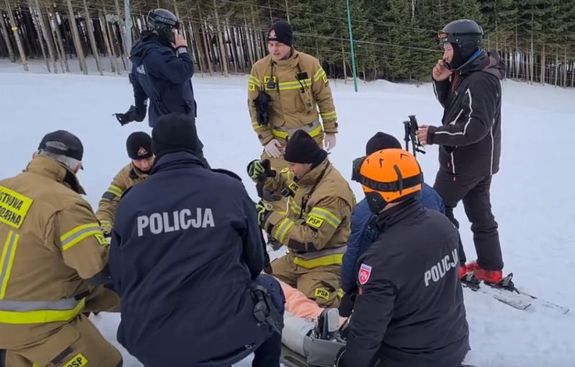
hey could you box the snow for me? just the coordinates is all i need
[1,60,574,367]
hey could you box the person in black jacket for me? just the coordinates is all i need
[336,148,469,367]
[115,9,208,163]
[416,19,506,283]
[108,113,284,367]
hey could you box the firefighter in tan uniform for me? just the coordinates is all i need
[248,130,355,307]
[0,131,122,367]
[96,131,153,236]
[248,20,338,213]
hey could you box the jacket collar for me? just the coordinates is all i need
[297,158,330,186]
[270,49,299,69]
[25,155,85,194]
[150,151,206,174]
[374,198,423,232]
[129,163,150,180]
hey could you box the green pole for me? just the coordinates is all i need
[346,0,358,92]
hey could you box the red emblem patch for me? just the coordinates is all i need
[358,263,372,285]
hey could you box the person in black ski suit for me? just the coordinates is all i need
[416,19,506,284]
[108,113,284,367]
[115,8,207,163]
[336,148,469,367]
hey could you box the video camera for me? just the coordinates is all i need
[403,115,425,156]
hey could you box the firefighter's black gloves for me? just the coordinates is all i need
[255,201,272,226]
[115,104,147,125]
[247,159,275,182]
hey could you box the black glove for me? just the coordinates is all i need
[114,104,147,125]
[255,201,272,226]
[338,291,356,318]
[247,159,275,182]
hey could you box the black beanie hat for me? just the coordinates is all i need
[365,132,402,155]
[38,130,83,161]
[126,131,153,160]
[284,130,327,165]
[268,20,293,47]
[152,113,200,158]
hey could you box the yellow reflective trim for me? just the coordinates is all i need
[0,231,20,300]
[274,218,295,243]
[106,185,123,198]
[314,68,327,82]
[308,124,323,138]
[321,111,337,120]
[0,186,33,229]
[308,207,341,228]
[272,129,289,140]
[292,254,343,269]
[249,75,261,86]
[0,298,85,325]
[60,223,103,251]
[337,288,345,299]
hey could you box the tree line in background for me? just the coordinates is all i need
[0,0,574,87]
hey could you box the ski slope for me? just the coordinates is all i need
[1,62,574,367]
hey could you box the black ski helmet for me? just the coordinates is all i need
[147,8,179,42]
[439,19,483,69]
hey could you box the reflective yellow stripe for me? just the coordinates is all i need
[273,125,322,140]
[273,218,295,243]
[314,68,327,82]
[249,75,261,86]
[292,254,343,269]
[272,129,289,140]
[106,185,123,198]
[321,111,337,121]
[307,124,323,138]
[0,298,85,324]
[0,231,20,300]
[252,122,269,131]
[308,207,341,228]
[60,223,103,251]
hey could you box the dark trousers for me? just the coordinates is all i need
[251,274,285,367]
[434,171,503,270]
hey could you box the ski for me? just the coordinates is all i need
[462,273,569,315]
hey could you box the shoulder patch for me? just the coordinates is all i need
[358,263,372,285]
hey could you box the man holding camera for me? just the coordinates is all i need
[115,8,207,163]
[247,20,338,213]
[416,19,506,284]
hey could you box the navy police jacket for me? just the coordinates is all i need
[340,199,469,367]
[130,32,196,127]
[109,152,272,367]
[341,183,445,293]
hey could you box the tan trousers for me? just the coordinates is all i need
[272,254,341,308]
[5,315,122,367]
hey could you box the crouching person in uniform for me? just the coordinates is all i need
[108,113,284,367]
[0,131,122,367]
[96,131,154,236]
[247,130,355,307]
[335,149,469,367]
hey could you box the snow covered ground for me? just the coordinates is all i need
[1,60,574,366]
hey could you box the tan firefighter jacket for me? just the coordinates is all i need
[0,156,109,348]
[261,159,355,268]
[248,50,338,147]
[96,162,149,233]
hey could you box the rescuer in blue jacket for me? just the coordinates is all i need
[109,113,284,367]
